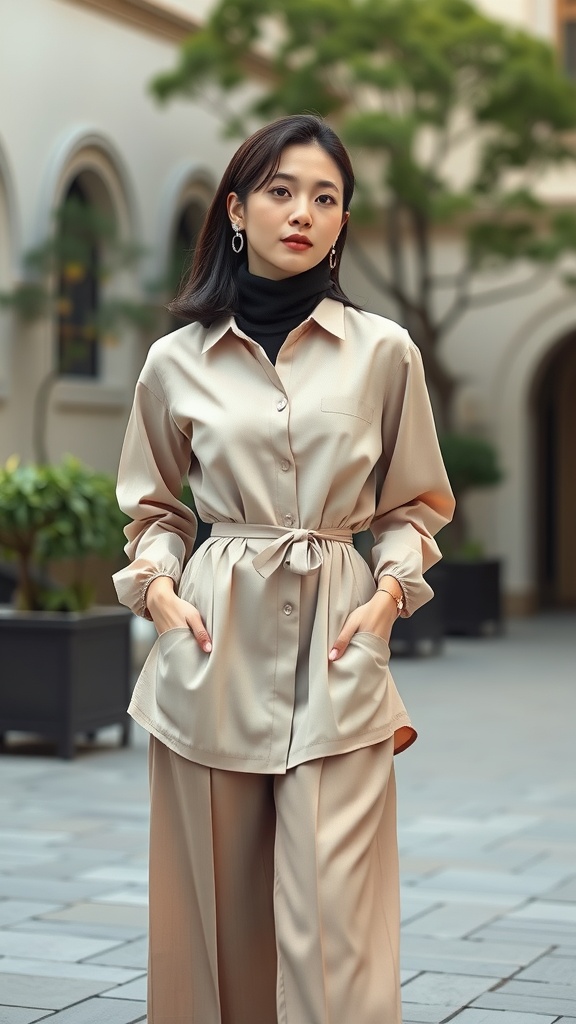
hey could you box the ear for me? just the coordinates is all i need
[227,192,245,229]
[340,210,350,228]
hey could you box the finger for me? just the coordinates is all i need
[187,608,212,653]
[328,627,356,662]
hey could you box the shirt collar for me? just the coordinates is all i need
[201,297,346,355]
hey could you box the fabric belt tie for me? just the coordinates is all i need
[210,523,353,579]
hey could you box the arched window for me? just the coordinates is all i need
[57,177,100,377]
[168,198,206,329]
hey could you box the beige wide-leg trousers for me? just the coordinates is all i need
[148,735,401,1024]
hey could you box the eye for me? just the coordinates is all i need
[270,187,291,198]
[317,194,337,206]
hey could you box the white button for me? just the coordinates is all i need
[280,460,290,472]
[284,513,294,526]
[277,397,287,411]
[283,603,293,615]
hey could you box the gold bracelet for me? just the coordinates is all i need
[375,587,404,614]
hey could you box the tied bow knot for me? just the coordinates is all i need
[252,528,325,579]
[210,523,354,578]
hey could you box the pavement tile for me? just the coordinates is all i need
[542,878,576,902]
[401,935,549,965]
[0,830,72,848]
[499,980,576,1003]
[0,1009,54,1024]
[0,854,128,880]
[10,921,145,942]
[69,836,147,853]
[0,931,122,962]
[509,902,576,924]
[401,971,499,1005]
[471,924,559,947]
[41,997,145,1022]
[405,845,540,871]
[401,896,442,924]
[414,869,559,897]
[517,862,576,883]
[42,904,147,928]
[100,977,147,1001]
[0,904,63,928]
[0,957,143,984]
[450,1011,558,1023]
[401,955,521,978]
[76,868,147,885]
[401,969,421,984]
[401,903,509,938]
[517,953,576,983]
[473,991,576,1015]
[401,886,525,908]
[401,1004,462,1023]
[0,974,113,1011]
[85,938,148,971]
[482,917,576,935]
[91,889,148,907]
[0,880,112,904]
[0,854,56,871]
[481,916,576,940]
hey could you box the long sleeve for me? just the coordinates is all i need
[112,369,197,618]
[370,336,455,616]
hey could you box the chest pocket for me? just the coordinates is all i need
[321,396,374,424]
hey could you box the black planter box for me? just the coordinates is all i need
[442,558,503,636]
[0,606,132,758]
[390,565,446,657]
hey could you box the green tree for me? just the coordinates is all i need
[151,0,576,429]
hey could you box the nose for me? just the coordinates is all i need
[289,197,313,228]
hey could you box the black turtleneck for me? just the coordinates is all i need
[235,260,332,365]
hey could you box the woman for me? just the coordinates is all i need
[114,114,454,1024]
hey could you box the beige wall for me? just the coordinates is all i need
[0,0,236,472]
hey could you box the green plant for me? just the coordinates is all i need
[0,455,128,612]
[439,433,503,558]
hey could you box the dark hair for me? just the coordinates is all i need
[168,114,357,325]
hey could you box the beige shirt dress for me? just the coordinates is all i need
[113,297,455,774]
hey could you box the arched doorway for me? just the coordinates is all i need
[534,331,576,608]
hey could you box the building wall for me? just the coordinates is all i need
[0,0,235,472]
[1,0,573,613]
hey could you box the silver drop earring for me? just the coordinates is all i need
[329,243,337,270]
[232,223,244,254]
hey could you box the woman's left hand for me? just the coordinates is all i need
[328,589,399,661]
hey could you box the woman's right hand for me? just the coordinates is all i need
[146,576,212,653]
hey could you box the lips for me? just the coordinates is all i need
[282,234,312,251]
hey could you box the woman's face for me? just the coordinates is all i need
[228,143,349,280]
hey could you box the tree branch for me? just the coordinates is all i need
[466,264,556,309]
[437,262,556,339]
[437,261,475,337]
[346,233,420,316]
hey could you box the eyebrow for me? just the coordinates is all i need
[270,172,340,192]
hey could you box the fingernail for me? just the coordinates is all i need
[328,648,338,661]
[203,641,212,653]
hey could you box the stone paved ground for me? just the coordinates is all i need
[0,611,575,1024]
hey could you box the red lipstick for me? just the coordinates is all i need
[282,234,312,251]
